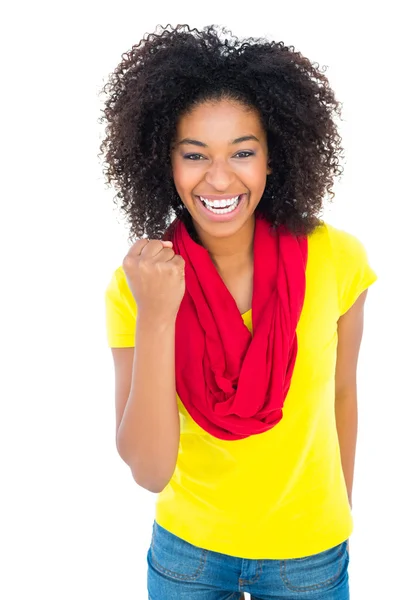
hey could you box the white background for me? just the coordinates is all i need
[1,1,398,598]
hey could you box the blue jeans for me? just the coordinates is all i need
[147,521,350,599]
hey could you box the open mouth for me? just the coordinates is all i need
[197,194,245,214]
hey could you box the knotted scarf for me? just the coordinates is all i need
[164,213,308,440]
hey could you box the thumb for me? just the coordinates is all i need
[161,241,173,248]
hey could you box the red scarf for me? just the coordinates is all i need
[164,214,308,440]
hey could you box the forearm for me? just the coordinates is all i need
[117,312,180,493]
[335,392,358,509]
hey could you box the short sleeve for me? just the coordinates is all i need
[327,224,378,316]
[104,266,137,347]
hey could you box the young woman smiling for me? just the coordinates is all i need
[101,24,378,600]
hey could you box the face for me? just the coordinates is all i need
[170,98,272,241]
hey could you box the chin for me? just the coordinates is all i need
[195,218,249,239]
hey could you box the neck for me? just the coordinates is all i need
[193,214,256,273]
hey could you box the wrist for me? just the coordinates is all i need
[136,309,177,332]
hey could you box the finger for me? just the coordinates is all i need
[170,254,185,272]
[140,239,167,258]
[154,247,176,262]
[128,238,150,257]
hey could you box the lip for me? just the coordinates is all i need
[194,194,247,222]
[196,193,245,201]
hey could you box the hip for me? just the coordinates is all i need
[147,520,350,600]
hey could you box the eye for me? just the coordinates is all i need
[183,153,205,160]
[235,151,254,158]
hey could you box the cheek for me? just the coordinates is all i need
[172,162,200,193]
[239,162,267,191]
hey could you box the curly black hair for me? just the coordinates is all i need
[98,24,345,243]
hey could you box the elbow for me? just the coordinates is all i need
[116,433,176,494]
[131,467,170,493]
[116,442,171,493]
[133,473,168,494]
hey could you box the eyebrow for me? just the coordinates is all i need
[176,135,260,147]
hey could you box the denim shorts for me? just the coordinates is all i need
[147,521,350,599]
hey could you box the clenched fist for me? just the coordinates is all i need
[122,239,185,321]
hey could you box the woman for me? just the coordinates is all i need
[101,25,377,599]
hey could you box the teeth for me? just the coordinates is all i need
[201,197,240,214]
[200,195,239,208]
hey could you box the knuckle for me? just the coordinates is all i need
[122,255,133,269]
[154,262,166,275]
[138,259,149,271]
[133,238,147,250]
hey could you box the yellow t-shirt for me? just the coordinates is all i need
[105,221,378,559]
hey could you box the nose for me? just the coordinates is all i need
[204,158,236,190]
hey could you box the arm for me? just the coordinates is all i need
[115,313,180,493]
[334,288,368,509]
[112,238,184,494]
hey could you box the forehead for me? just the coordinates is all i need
[175,99,266,141]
